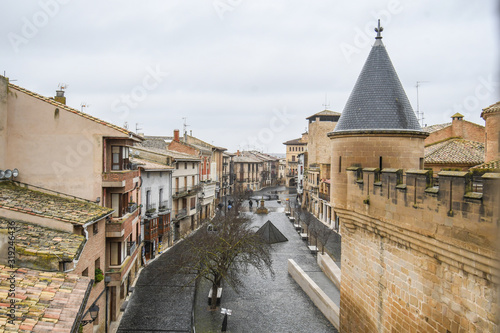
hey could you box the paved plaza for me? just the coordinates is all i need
[118,186,340,332]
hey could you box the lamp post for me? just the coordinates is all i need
[80,304,99,326]
[220,308,232,332]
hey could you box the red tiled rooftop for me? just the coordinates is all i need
[424,138,484,165]
[0,182,113,225]
[0,266,92,332]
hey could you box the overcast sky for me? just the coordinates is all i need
[2,1,498,153]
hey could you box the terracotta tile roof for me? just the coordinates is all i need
[481,101,500,118]
[241,151,279,162]
[283,138,307,145]
[8,83,141,140]
[0,182,113,225]
[0,266,92,332]
[422,122,451,133]
[132,145,200,161]
[424,138,484,165]
[306,109,341,119]
[0,218,85,264]
[232,155,263,163]
[130,157,174,171]
[470,159,500,171]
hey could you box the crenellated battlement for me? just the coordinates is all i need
[346,167,498,222]
[341,166,500,283]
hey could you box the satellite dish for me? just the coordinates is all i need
[0,170,4,179]
[4,169,12,178]
[12,169,19,178]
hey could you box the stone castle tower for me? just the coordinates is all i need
[328,21,427,211]
[329,22,499,332]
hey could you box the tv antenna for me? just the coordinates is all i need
[182,117,190,135]
[58,83,68,90]
[80,102,90,112]
[322,93,330,110]
[135,123,142,134]
[416,81,428,127]
[2,71,17,82]
[123,121,129,130]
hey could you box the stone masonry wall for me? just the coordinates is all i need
[425,119,484,146]
[308,119,336,166]
[339,168,499,332]
[484,112,500,163]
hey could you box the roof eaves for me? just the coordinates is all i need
[8,83,139,139]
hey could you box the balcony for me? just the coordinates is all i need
[106,208,139,238]
[173,185,200,198]
[158,201,170,214]
[102,169,140,189]
[106,243,140,282]
[173,208,187,220]
[127,241,137,256]
[319,192,330,201]
[145,203,157,217]
[128,202,138,214]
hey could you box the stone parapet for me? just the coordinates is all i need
[339,167,499,332]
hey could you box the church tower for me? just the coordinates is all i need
[328,21,428,209]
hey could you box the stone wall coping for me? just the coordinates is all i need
[362,167,379,172]
[381,168,401,173]
[464,192,483,200]
[483,172,500,179]
[346,166,361,171]
[406,169,432,175]
[438,170,470,177]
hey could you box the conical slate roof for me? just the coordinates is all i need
[256,220,288,244]
[334,31,421,133]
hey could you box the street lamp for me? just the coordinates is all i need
[220,308,232,332]
[80,304,99,326]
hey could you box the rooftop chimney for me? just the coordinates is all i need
[54,90,66,105]
[174,129,180,142]
[236,150,240,156]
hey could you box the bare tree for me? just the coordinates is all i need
[314,222,332,255]
[302,211,314,243]
[231,184,253,213]
[293,199,303,227]
[176,212,274,309]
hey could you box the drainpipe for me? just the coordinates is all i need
[63,211,114,273]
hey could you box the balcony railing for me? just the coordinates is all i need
[319,192,330,201]
[173,185,201,198]
[127,241,137,256]
[158,201,170,213]
[174,208,187,220]
[145,203,156,216]
[128,202,138,214]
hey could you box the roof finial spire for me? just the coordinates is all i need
[375,19,383,39]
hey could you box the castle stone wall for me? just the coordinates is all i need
[338,168,499,332]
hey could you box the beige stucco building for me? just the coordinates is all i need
[283,133,308,187]
[302,110,340,229]
[0,76,143,330]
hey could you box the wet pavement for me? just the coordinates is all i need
[194,194,339,333]
[117,239,197,333]
[118,186,340,333]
